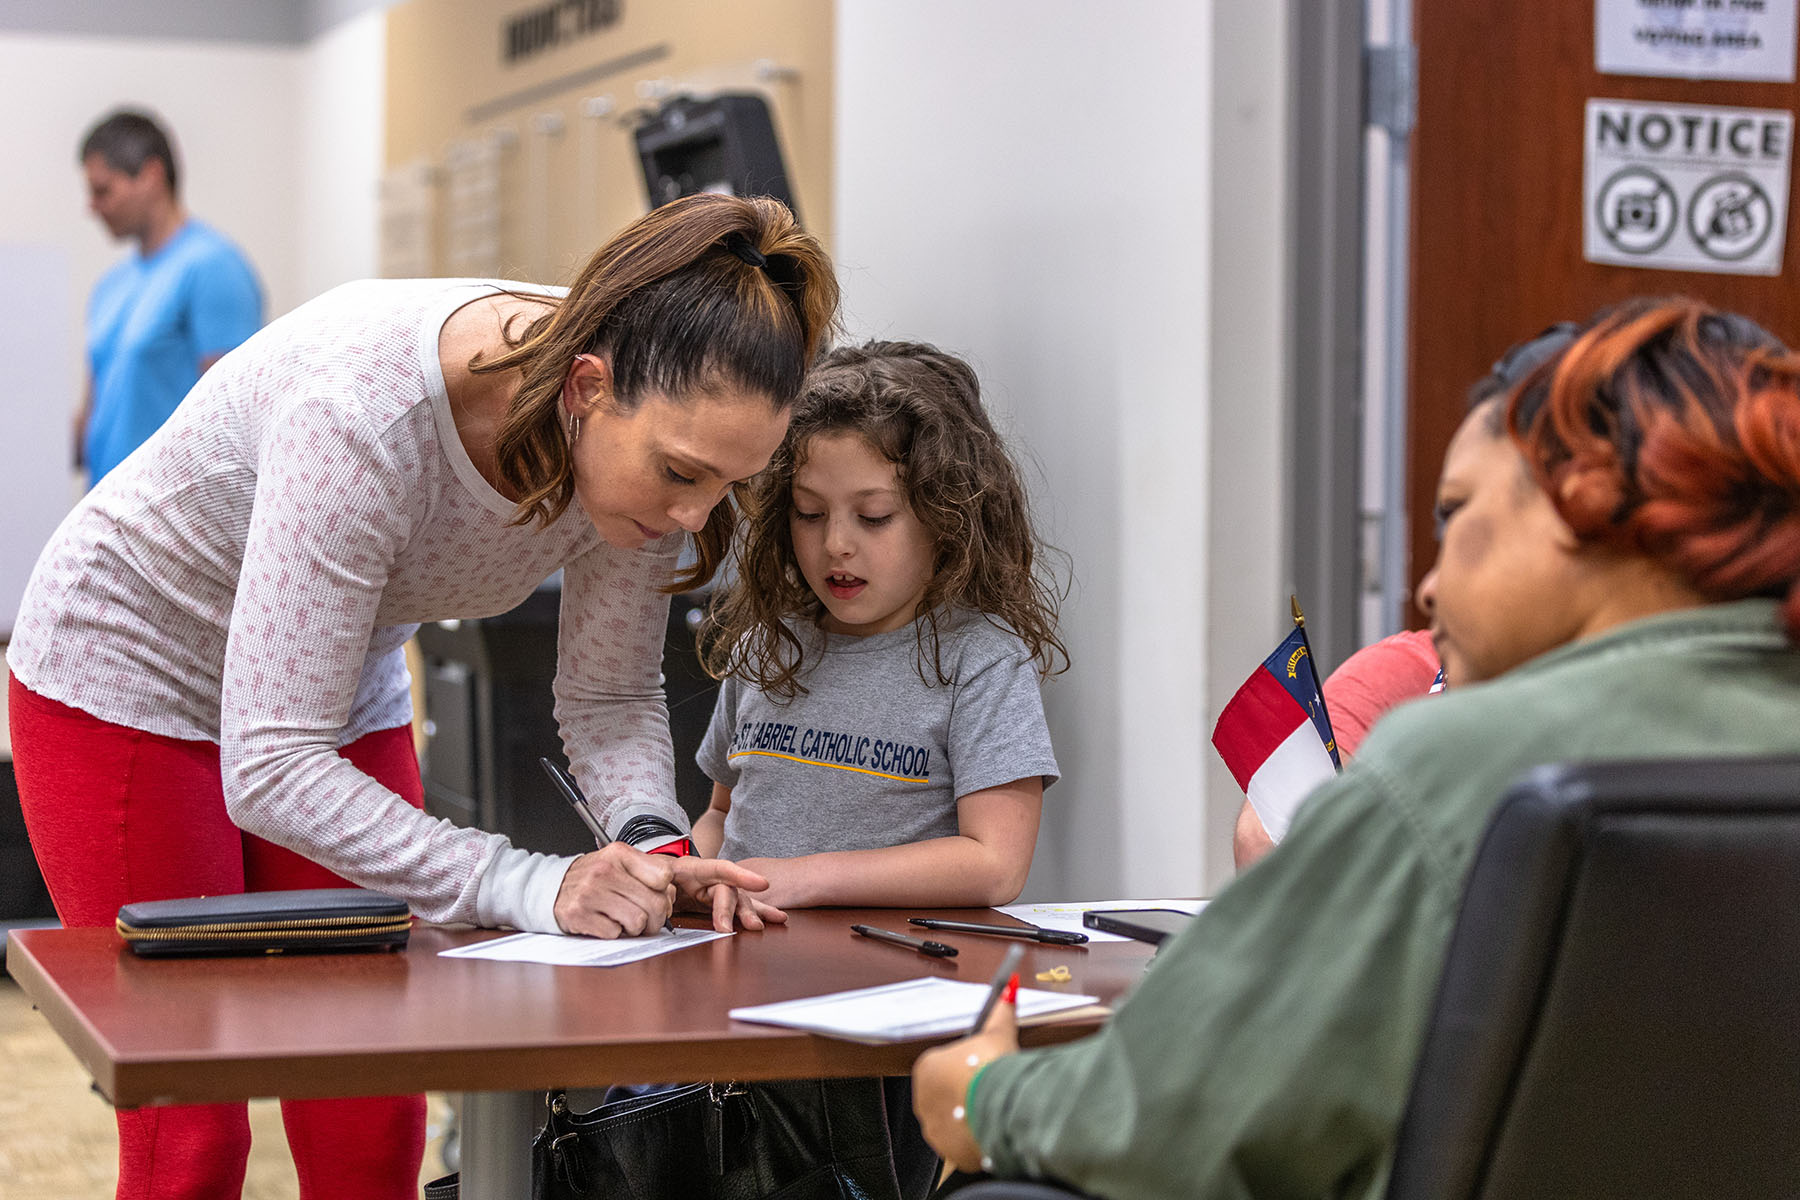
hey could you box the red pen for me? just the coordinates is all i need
[970,943,1026,1032]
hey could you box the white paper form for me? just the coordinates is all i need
[995,899,1209,943]
[729,977,1101,1044]
[440,927,730,966]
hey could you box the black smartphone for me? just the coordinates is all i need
[1081,908,1195,946]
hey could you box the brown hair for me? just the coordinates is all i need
[81,109,178,193]
[701,340,1069,696]
[472,192,838,590]
[1498,297,1800,638]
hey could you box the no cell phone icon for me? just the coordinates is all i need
[1688,172,1774,263]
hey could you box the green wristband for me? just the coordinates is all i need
[965,1060,995,1121]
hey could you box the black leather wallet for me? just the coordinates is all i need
[115,888,412,957]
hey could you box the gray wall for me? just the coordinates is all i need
[0,0,392,44]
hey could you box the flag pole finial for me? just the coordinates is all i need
[1290,594,1305,629]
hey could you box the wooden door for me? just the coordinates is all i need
[1407,1,1799,616]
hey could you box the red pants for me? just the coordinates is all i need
[10,676,427,1200]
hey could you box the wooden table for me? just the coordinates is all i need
[11,907,1155,1195]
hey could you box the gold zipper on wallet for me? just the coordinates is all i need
[115,914,413,941]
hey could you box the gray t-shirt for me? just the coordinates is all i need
[697,613,1060,860]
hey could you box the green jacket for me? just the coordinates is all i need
[971,600,1800,1199]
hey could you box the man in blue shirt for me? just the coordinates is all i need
[77,109,264,486]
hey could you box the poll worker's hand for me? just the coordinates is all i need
[912,983,1021,1174]
[670,856,789,933]
[554,843,676,937]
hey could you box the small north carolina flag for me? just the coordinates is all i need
[1211,625,1340,842]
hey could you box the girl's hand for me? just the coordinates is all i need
[670,856,789,932]
[912,985,1020,1173]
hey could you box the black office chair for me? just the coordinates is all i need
[1386,756,1800,1200]
[949,757,1800,1200]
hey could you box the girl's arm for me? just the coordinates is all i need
[692,782,732,858]
[734,776,1044,909]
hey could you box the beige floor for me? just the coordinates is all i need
[0,975,451,1199]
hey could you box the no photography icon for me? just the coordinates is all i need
[1597,166,1678,255]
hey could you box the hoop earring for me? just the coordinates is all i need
[567,412,581,446]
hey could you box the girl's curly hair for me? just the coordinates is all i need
[700,341,1069,697]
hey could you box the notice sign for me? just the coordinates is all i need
[1584,99,1792,275]
[1597,0,1798,82]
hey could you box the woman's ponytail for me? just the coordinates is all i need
[472,193,838,588]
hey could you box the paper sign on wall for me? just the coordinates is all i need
[1583,99,1792,276]
[1597,0,1798,82]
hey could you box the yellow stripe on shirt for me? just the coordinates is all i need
[728,749,929,784]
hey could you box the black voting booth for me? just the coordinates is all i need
[0,760,57,946]
[415,585,719,855]
[634,93,797,215]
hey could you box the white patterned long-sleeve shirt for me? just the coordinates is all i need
[7,278,689,932]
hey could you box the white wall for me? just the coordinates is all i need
[835,2,1291,898]
[296,9,387,302]
[1206,4,1293,889]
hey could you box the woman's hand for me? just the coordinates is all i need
[671,856,789,932]
[554,843,678,937]
[912,987,1021,1173]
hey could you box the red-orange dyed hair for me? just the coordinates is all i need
[1501,297,1800,639]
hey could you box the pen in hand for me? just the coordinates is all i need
[851,924,958,958]
[539,757,675,935]
[937,942,1027,1188]
[970,942,1027,1033]
[540,757,610,847]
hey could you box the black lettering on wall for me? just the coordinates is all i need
[503,0,623,65]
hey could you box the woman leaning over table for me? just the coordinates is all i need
[915,298,1800,1200]
[6,191,837,1200]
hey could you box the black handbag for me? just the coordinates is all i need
[532,1076,940,1200]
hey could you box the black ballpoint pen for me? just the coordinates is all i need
[540,757,675,934]
[908,917,1088,945]
[851,923,958,958]
[540,757,610,847]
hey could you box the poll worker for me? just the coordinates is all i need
[8,192,835,1200]
[76,108,264,485]
[915,298,1800,1199]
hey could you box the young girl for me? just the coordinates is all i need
[694,341,1067,908]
